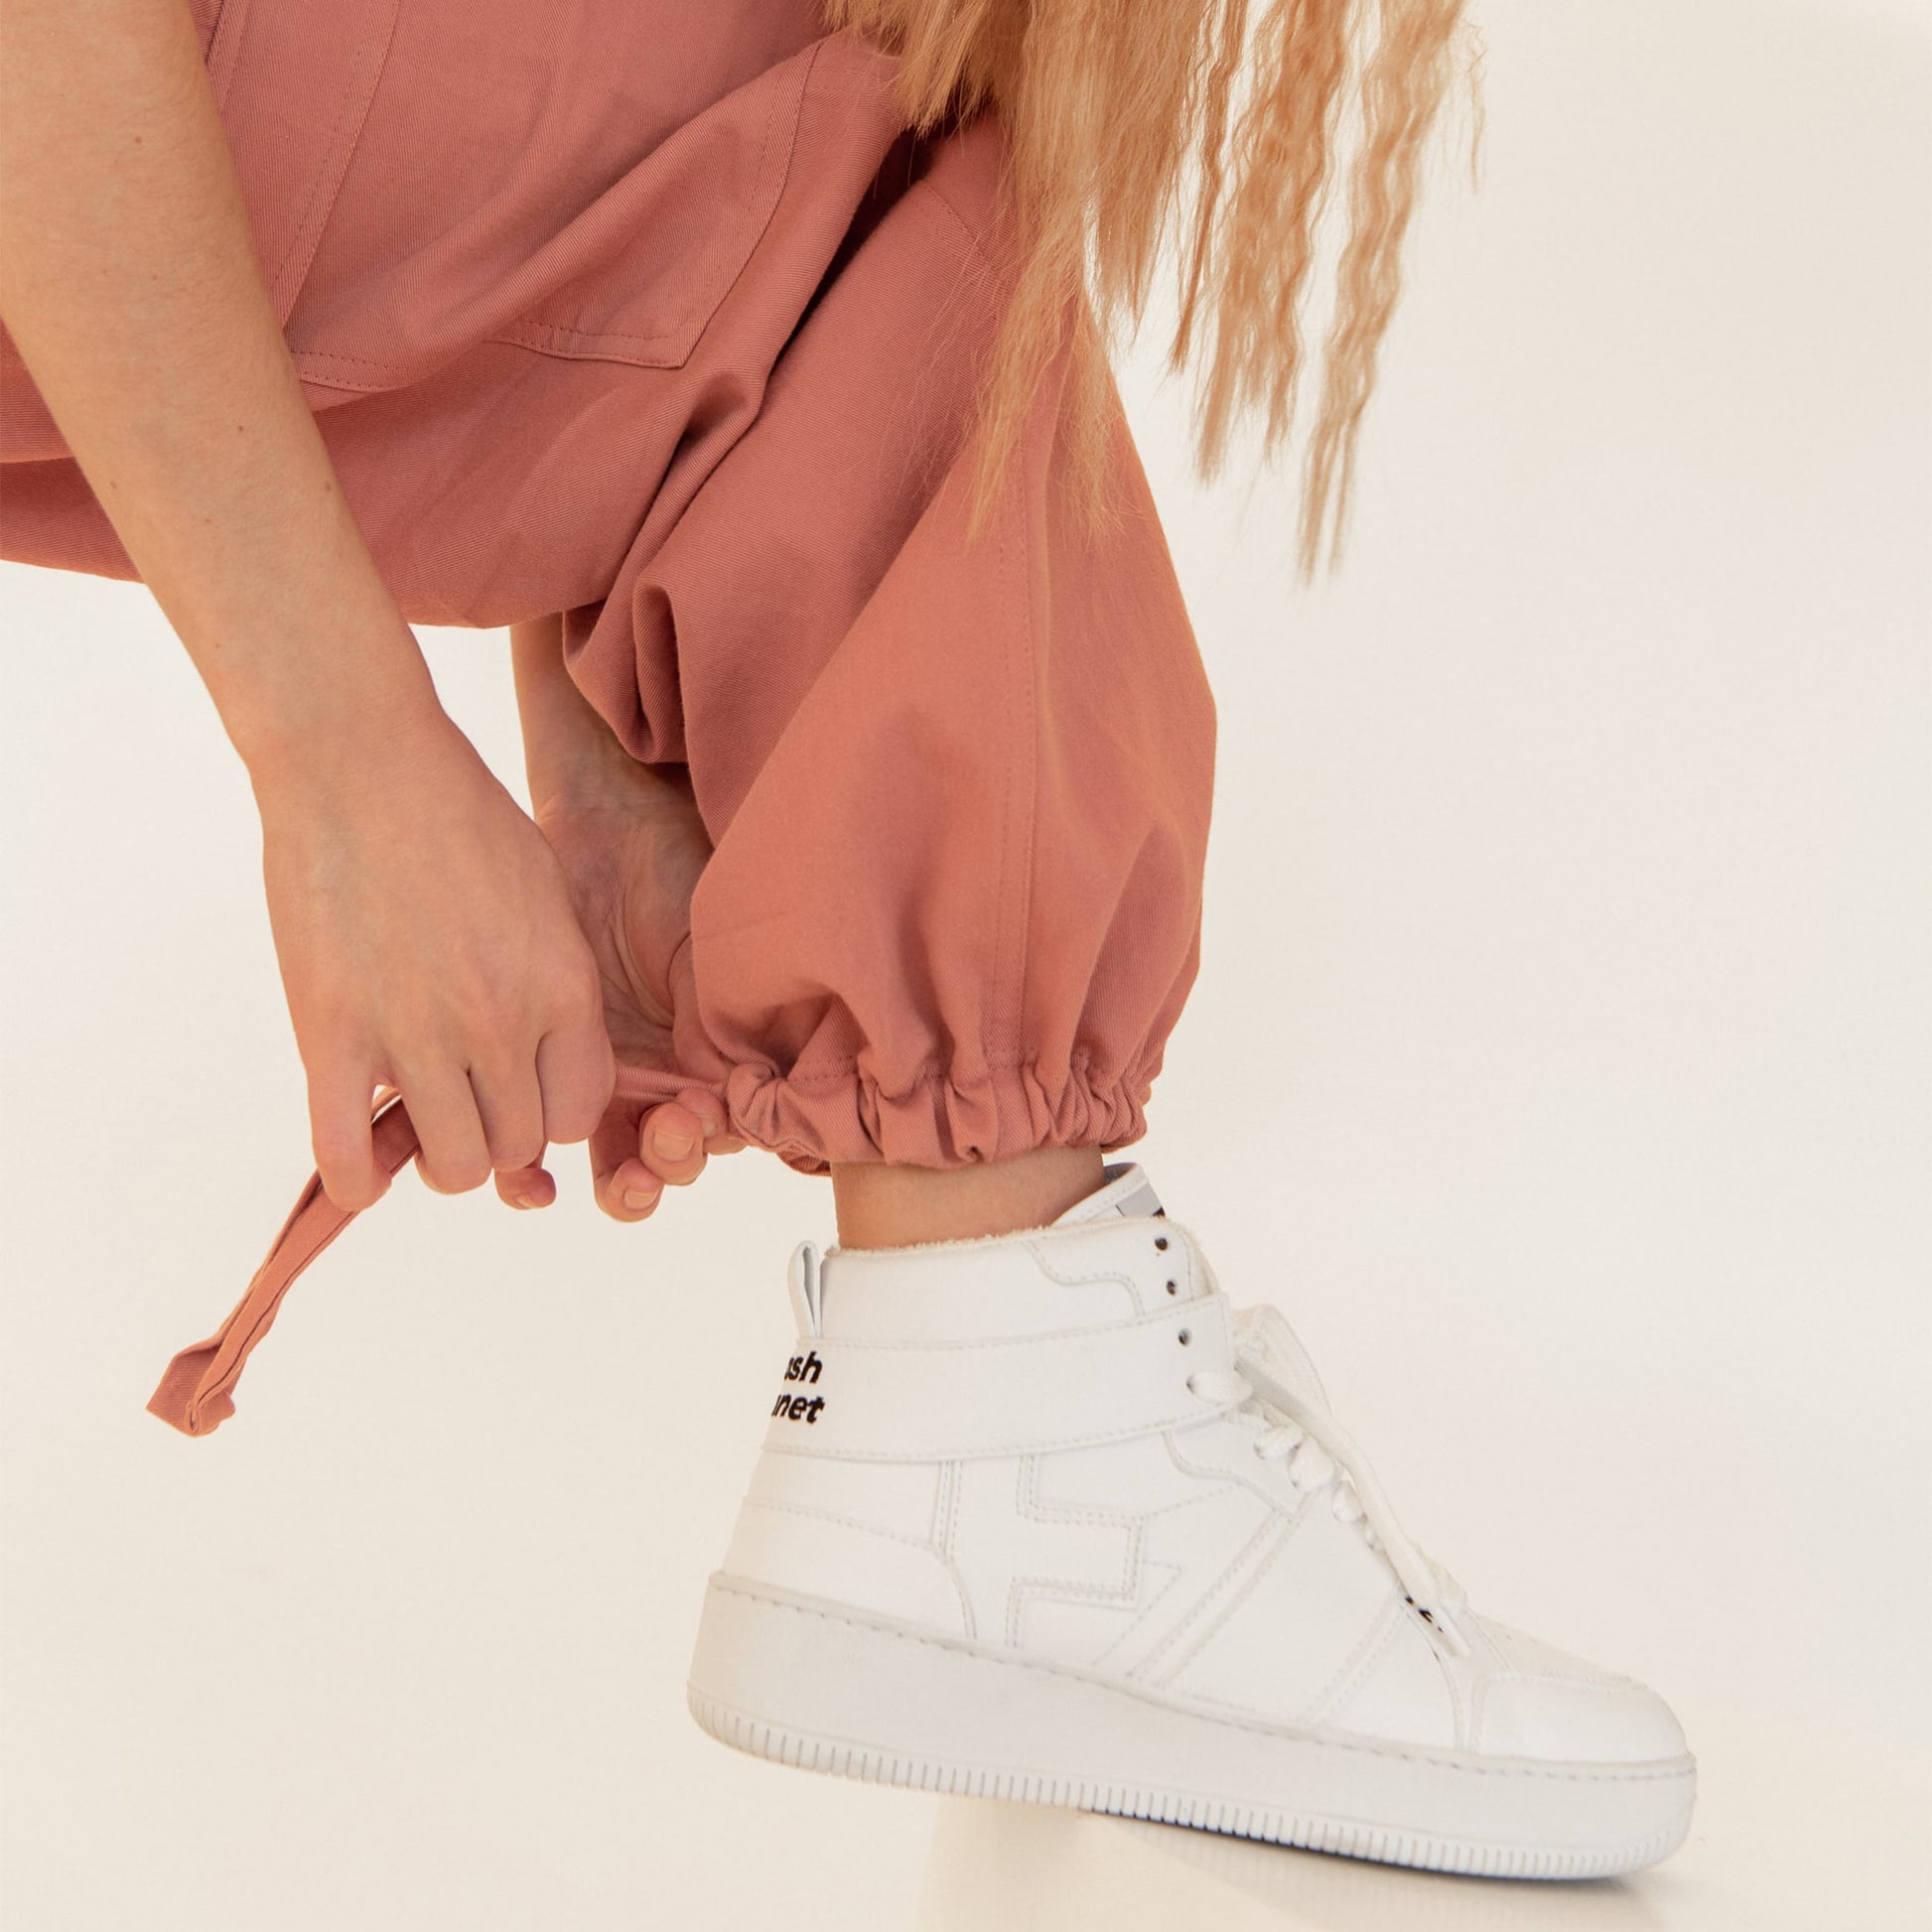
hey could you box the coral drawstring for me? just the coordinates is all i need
[147,1066,707,1437]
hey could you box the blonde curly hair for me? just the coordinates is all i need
[828,0,1478,574]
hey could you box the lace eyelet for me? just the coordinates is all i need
[1154,1235,1170,1252]
[1165,1279,1177,1296]
[1177,1328,1192,1346]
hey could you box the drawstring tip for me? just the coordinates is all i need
[145,1092,420,1438]
[147,1341,233,1437]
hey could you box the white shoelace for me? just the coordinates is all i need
[1187,1305,1469,1657]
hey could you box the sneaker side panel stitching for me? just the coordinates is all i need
[705,1580,1696,1787]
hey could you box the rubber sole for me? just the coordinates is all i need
[687,1574,1696,1880]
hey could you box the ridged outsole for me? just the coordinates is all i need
[687,1685,1688,1881]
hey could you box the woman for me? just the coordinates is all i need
[0,0,1694,1877]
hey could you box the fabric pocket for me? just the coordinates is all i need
[204,0,401,328]
[489,49,813,372]
[250,9,821,395]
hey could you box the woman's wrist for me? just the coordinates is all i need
[169,499,448,801]
[227,608,453,807]
[243,686,462,814]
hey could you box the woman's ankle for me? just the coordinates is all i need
[510,612,677,819]
[830,1146,1106,1250]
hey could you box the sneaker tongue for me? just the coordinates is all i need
[1053,1163,1165,1225]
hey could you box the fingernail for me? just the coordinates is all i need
[622,1188,656,1211]
[653,1127,696,1160]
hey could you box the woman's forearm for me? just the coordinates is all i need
[2,1,620,1209]
[0,0,437,780]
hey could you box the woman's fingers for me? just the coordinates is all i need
[471,1055,547,1173]
[466,1053,552,1209]
[588,1094,731,1222]
[321,1043,727,1221]
[537,1012,615,1147]
[636,1099,708,1185]
[401,1064,493,1195]
[308,1050,388,1212]
[681,1085,746,1155]
[590,1107,658,1221]
[494,1162,556,1210]
[310,1047,728,1220]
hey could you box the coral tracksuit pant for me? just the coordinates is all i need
[0,1,1215,1424]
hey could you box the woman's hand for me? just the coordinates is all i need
[511,615,742,1222]
[2,4,623,1208]
[257,704,615,1212]
[534,776,742,1221]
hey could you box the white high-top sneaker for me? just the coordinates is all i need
[688,1167,1695,1878]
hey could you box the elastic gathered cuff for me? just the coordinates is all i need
[719,1053,1159,1173]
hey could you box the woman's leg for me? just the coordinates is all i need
[830,1148,1104,1248]
[515,608,1108,1244]
[557,118,1215,1207]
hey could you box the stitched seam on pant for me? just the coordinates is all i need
[491,36,818,370]
[981,504,1020,1099]
[977,401,1040,1123]
[295,36,820,389]
[1004,346,1043,1119]
[269,2,400,325]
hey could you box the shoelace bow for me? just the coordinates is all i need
[1188,1304,1469,1657]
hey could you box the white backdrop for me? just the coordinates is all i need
[2,2,1925,1927]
